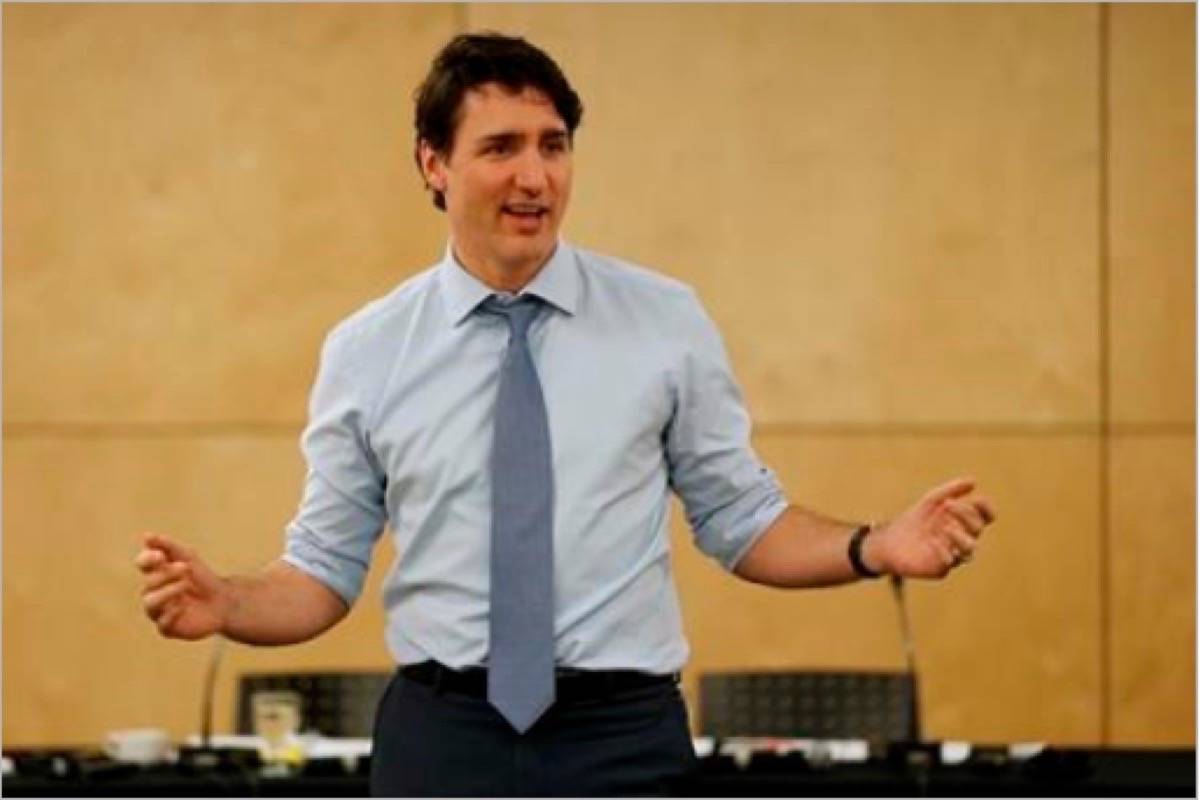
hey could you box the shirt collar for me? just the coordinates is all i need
[437,239,580,326]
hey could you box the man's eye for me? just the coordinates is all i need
[543,140,567,154]
[484,142,510,155]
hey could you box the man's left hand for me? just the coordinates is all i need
[867,478,997,579]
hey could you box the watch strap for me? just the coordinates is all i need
[849,524,882,579]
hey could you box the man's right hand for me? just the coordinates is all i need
[136,533,231,640]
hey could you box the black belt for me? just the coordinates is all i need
[400,661,678,703]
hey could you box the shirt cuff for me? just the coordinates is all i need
[281,529,366,609]
[724,494,790,571]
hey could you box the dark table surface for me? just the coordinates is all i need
[4,744,1194,797]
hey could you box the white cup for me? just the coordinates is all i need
[104,728,170,764]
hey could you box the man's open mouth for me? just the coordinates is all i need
[502,204,548,219]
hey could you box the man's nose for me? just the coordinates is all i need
[513,151,549,193]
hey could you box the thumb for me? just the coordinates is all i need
[142,532,193,563]
[920,477,975,510]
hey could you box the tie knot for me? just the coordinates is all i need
[483,295,544,339]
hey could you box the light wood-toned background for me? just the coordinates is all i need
[4,3,1194,748]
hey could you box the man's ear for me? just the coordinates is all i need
[418,140,448,193]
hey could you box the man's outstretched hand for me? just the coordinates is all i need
[867,478,997,579]
[135,533,231,640]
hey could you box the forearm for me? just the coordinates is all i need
[732,505,879,588]
[219,560,350,646]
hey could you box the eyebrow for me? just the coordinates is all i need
[475,128,569,147]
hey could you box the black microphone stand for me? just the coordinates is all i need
[178,637,260,774]
[887,575,938,793]
[889,574,922,744]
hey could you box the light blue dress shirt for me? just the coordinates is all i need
[282,241,789,672]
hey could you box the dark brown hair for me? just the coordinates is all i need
[413,32,584,210]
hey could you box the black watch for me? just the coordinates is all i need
[848,524,883,579]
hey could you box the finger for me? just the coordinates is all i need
[935,547,957,577]
[973,497,997,526]
[942,499,985,537]
[134,549,167,572]
[935,511,974,548]
[143,563,191,592]
[943,526,977,558]
[142,580,191,619]
[156,602,184,636]
[143,533,192,563]
[135,544,176,568]
[921,477,976,511]
[928,537,957,571]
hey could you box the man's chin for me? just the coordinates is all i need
[502,235,556,266]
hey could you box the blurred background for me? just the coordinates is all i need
[3,3,1194,750]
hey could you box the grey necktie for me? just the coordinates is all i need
[484,295,556,734]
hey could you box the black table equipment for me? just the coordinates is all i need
[4,743,1192,797]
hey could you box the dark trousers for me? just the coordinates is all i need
[369,666,699,797]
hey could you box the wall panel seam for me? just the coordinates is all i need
[1097,1,1113,747]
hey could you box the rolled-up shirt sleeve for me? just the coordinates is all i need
[282,326,387,608]
[665,291,789,570]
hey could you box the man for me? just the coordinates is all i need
[137,33,996,797]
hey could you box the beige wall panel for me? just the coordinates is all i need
[3,4,455,425]
[1108,5,1196,425]
[3,437,396,746]
[671,433,1101,744]
[1109,435,1196,745]
[468,4,1100,425]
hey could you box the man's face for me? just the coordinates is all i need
[422,83,573,276]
